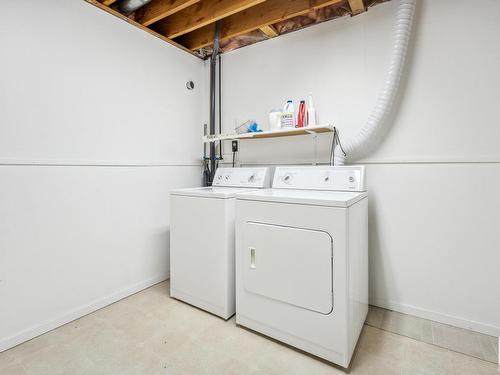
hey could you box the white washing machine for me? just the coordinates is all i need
[235,166,368,367]
[170,167,270,319]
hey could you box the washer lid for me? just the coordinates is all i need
[236,189,367,207]
[171,186,260,199]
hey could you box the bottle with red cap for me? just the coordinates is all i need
[297,100,306,128]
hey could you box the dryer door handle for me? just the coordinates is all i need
[249,247,256,269]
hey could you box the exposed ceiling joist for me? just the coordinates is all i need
[179,0,344,51]
[87,0,389,58]
[260,24,279,38]
[85,0,197,56]
[153,0,266,39]
[138,0,201,26]
[347,0,365,14]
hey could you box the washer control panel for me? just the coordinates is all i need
[213,167,270,188]
[273,166,366,191]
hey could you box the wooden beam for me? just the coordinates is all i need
[153,0,266,39]
[260,24,279,38]
[84,0,199,58]
[101,0,118,5]
[137,0,200,26]
[347,0,365,15]
[179,0,343,51]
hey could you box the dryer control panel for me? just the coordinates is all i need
[273,166,366,192]
[213,167,270,188]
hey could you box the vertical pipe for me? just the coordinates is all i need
[218,53,223,160]
[209,55,216,184]
[208,22,221,185]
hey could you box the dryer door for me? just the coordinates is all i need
[243,222,333,314]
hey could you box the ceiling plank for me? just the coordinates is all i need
[347,0,365,15]
[153,0,266,39]
[101,0,118,5]
[179,0,343,51]
[138,0,201,26]
[260,25,279,38]
[84,0,199,57]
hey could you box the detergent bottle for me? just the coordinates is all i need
[280,100,295,128]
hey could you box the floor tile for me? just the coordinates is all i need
[165,337,230,374]
[7,333,57,362]
[49,311,108,347]
[478,334,499,364]
[448,349,500,375]
[381,309,434,344]
[358,325,409,362]
[0,363,28,375]
[16,343,93,375]
[350,348,402,375]
[402,339,454,375]
[0,351,20,371]
[100,347,173,375]
[64,322,133,364]
[365,305,384,328]
[124,283,176,315]
[254,343,343,375]
[3,281,498,374]
[202,324,279,368]
[431,321,497,363]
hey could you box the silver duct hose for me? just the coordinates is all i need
[334,0,417,165]
[119,0,153,14]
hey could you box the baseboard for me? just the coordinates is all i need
[0,274,169,352]
[370,297,500,337]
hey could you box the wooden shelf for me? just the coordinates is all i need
[203,125,335,143]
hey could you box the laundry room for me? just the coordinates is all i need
[0,0,499,374]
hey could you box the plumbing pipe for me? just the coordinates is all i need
[334,0,416,165]
[208,22,221,185]
[119,0,153,14]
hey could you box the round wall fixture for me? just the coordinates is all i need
[186,81,195,90]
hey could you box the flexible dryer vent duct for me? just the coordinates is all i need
[334,0,416,165]
[119,0,152,14]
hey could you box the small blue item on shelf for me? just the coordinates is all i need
[247,122,262,133]
[235,120,262,134]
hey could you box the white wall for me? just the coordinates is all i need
[0,0,203,351]
[218,0,500,336]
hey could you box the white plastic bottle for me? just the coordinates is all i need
[307,94,316,126]
[269,109,282,131]
[281,100,295,128]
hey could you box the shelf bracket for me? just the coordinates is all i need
[312,133,318,166]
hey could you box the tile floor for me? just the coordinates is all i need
[366,306,498,363]
[1,281,498,375]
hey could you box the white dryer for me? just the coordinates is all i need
[170,167,270,319]
[235,166,368,367]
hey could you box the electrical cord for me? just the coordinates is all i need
[203,159,211,186]
[330,126,346,166]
